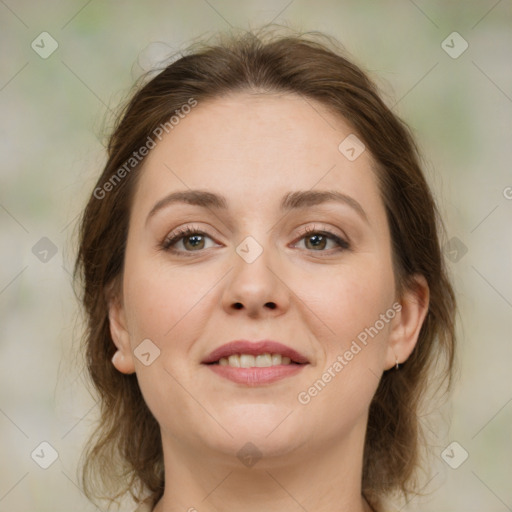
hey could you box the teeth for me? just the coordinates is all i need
[255,354,272,367]
[217,353,294,368]
[240,354,255,368]
[228,355,240,367]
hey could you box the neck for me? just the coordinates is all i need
[152,422,375,512]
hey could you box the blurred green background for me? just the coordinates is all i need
[1,1,511,511]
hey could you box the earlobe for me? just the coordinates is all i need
[111,349,135,374]
[107,288,136,375]
[386,274,430,370]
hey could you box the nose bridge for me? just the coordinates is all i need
[232,212,276,268]
[234,232,277,289]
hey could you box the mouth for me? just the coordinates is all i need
[210,353,301,368]
[201,340,309,386]
[202,339,309,365]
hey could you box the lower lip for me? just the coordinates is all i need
[205,364,306,385]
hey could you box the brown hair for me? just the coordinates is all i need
[74,26,456,511]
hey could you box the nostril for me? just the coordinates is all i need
[233,303,243,309]
[265,302,276,309]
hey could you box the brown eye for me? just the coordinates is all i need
[162,226,218,255]
[181,233,206,251]
[304,233,328,250]
[295,227,350,253]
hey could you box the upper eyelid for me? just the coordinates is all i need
[295,224,348,239]
[165,223,347,240]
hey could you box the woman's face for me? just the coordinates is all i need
[110,92,421,462]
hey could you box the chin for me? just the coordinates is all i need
[203,402,308,457]
[207,432,307,470]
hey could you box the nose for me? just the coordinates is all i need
[221,239,290,318]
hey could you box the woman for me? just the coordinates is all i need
[74,26,456,512]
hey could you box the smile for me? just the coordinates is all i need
[217,353,293,367]
[201,340,309,385]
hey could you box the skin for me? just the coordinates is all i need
[108,91,429,512]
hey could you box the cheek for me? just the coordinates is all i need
[123,253,214,345]
[121,253,217,434]
[300,257,395,347]
[295,260,395,422]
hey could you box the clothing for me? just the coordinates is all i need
[133,499,153,512]
[133,496,397,511]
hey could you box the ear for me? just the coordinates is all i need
[385,274,429,370]
[106,281,136,375]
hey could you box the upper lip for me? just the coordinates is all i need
[201,340,309,365]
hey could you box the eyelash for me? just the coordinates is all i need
[160,224,350,257]
[296,226,350,253]
[161,225,209,254]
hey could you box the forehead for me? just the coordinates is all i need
[132,91,382,217]
[153,91,360,164]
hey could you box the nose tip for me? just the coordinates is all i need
[222,239,289,318]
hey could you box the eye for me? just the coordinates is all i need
[160,224,350,257]
[161,226,219,255]
[293,226,350,253]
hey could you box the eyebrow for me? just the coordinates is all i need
[146,189,368,224]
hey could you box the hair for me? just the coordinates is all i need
[74,25,456,511]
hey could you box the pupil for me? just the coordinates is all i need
[308,234,326,250]
[186,235,204,250]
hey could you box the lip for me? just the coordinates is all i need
[207,364,305,386]
[201,340,309,365]
[201,340,309,386]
